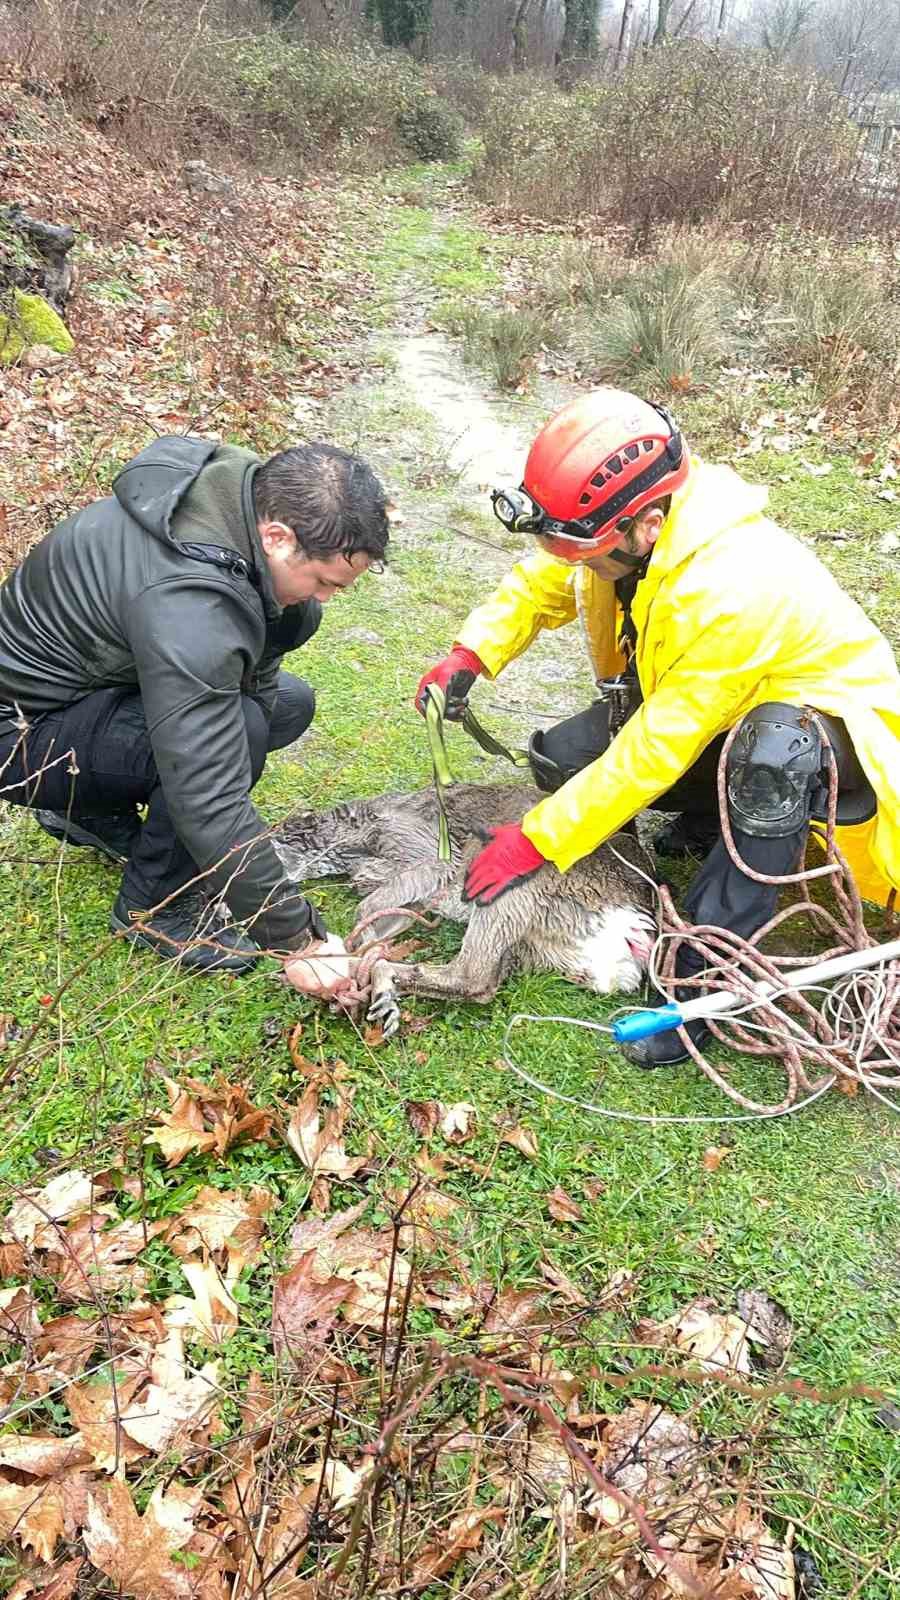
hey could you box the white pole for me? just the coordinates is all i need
[676,937,900,1023]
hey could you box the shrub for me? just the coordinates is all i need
[395,92,462,162]
[457,304,554,389]
[473,43,886,237]
[573,251,736,394]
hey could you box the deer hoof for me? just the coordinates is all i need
[367,988,401,1041]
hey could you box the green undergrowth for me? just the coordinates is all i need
[2,167,899,1593]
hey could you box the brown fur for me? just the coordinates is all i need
[276,783,657,1032]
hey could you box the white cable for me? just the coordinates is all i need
[501,1011,836,1125]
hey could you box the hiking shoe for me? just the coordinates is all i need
[36,808,141,864]
[110,887,259,974]
[653,812,719,861]
[619,1014,710,1069]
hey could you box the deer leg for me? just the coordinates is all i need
[385,903,518,1006]
[352,861,457,945]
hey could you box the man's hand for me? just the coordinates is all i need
[415,645,484,720]
[283,932,355,999]
[462,822,546,906]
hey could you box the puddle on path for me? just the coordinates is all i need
[392,331,527,491]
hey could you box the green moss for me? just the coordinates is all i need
[0,290,74,364]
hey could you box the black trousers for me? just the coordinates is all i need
[537,705,808,977]
[0,672,314,906]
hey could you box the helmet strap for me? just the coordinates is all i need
[605,546,648,568]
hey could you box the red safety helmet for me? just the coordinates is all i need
[491,389,689,562]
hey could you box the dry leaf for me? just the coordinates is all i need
[538,1259,589,1307]
[32,1313,101,1377]
[483,1286,542,1338]
[121,1330,220,1454]
[2,1170,104,1246]
[499,1122,538,1160]
[272,1252,349,1358]
[546,1185,583,1223]
[14,1557,84,1600]
[287,1198,369,1268]
[0,1434,91,1476]
[0,1475,64,1561]
[307,1175,331,1214]
[295,1457,373,1511]
[405,1099,442,1139]
[285,1086,366,1179]
[582,1176,607,1201]
[65,1366,149,1473]
[83,1478,208,1599]
[166,1185,273,1277]
[409,1504,505,1588]
[670,1302,752,1374]
[702,1145,732,1172]
[439,1101,477,1143]
[46,1212,167,1302]
[0,1285,42,1343]
[144,1075,273,1167]
[164,1259,240,1345]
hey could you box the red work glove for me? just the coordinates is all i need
[415,644,484,721]
[462,822,546,906]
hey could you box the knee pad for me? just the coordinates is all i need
[726,703,823,838]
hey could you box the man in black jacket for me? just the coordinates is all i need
[0,434,390,992]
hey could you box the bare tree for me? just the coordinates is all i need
[615,0,635,65]
[816,0,900,101]
[753,0,818,62]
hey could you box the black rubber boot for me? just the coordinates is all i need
[110,887,259,974]
[620,1013,710,1069]
[36,808,141,864]
[653,812,719,861]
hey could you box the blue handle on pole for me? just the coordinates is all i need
[613,1003,683,1043]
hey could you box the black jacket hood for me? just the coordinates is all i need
[113,435,222,542]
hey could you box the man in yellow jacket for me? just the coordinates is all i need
[415,389,900,1066]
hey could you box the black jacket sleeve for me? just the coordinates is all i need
[128,578,324,951]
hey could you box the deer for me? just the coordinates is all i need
[275,782,658,1038]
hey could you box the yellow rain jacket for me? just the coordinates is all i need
[457,459,900,905]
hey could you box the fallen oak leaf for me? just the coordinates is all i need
[546,1185,583,1223]
[499,1121,538,1160]
[405,1099,442,1139]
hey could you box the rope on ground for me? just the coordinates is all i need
[505,715,899,1123]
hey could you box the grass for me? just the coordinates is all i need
[2,161,900,1594]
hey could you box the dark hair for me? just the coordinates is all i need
[254,442,390,562]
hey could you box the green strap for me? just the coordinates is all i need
[461,705,531,768]
[424,684,454,862]
[424,687,530,862]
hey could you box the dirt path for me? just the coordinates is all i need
[326,209,592,742]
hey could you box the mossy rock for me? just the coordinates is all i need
[0,290,74,365]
